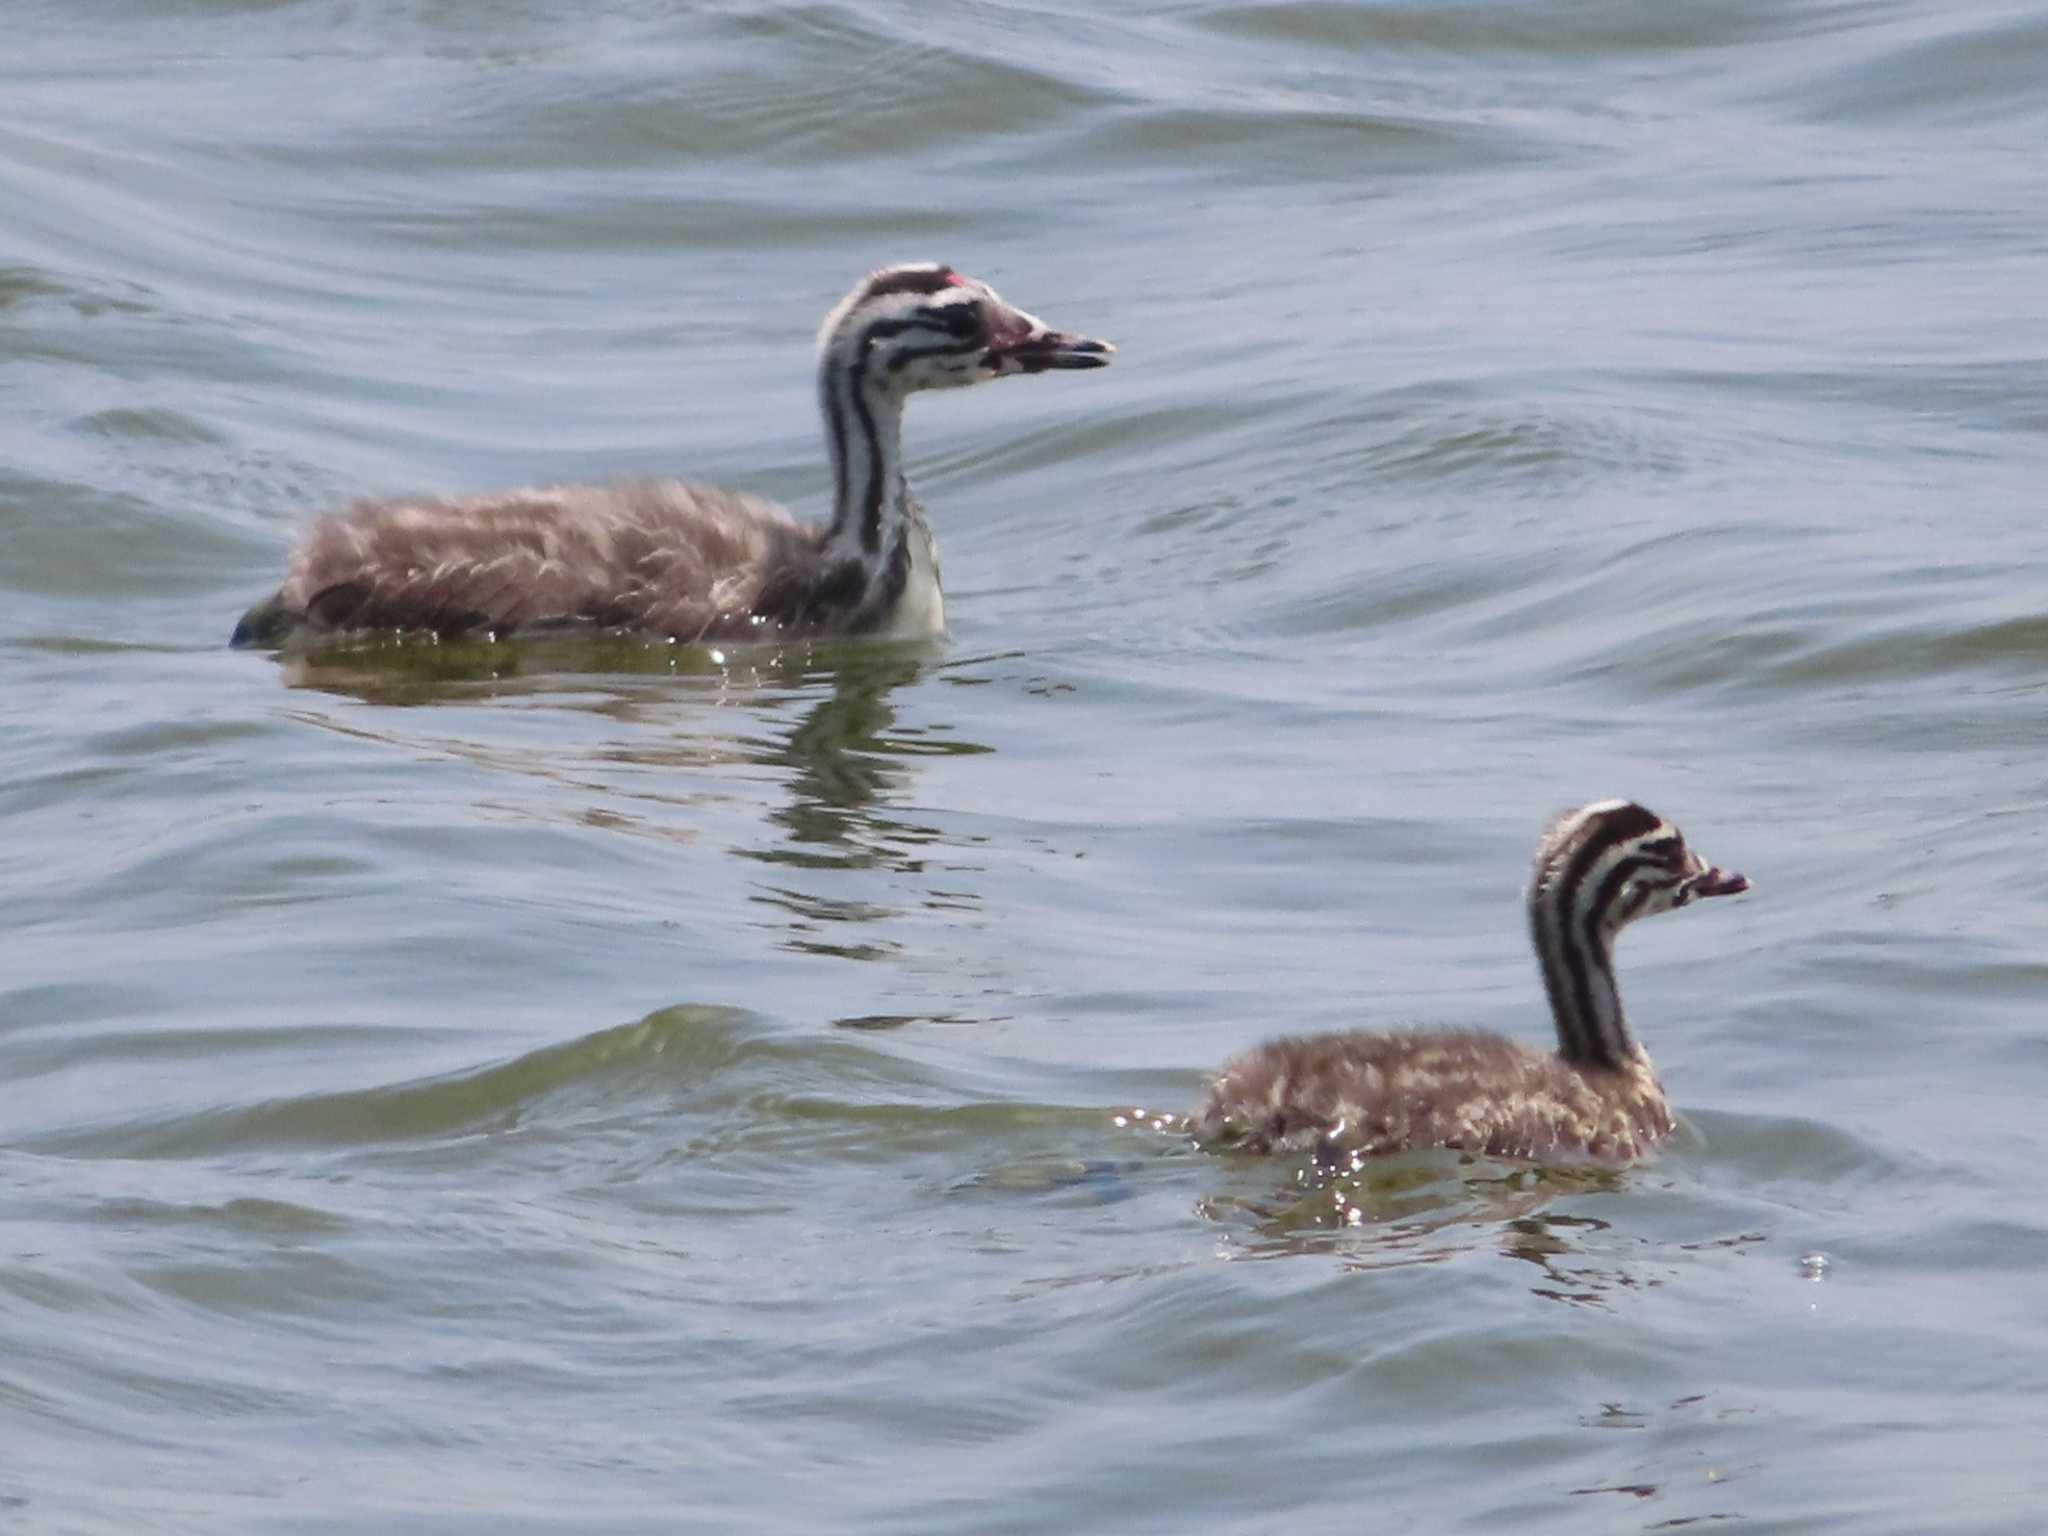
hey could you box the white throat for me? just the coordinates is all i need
[873,516,946,638]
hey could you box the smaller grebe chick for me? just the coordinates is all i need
[1193,800,1750,1165]
[231,264,1112,648]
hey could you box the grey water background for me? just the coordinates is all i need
[5,0,2047,1529]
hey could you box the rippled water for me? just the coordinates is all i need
[7,1,2048,1529]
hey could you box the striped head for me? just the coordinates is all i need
[1531,800,1749,936]
[1528,800,1748,1067]
[817,263,1114,397]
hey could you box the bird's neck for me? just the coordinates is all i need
[1530,895,1637,1069]
[820,357,913,563]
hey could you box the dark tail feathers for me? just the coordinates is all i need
[229,592,293,648]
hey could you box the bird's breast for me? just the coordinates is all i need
[871,521,946,638]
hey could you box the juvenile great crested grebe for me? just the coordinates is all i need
[1193,801,1750,1165]
[230,265,1112,647]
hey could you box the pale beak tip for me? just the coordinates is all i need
[1694,867,1751,899]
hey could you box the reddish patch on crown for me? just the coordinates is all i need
[865,264,970,300]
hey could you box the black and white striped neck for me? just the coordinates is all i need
[819,341,916,564]
[801,262,1112,632]
[1526,799,1750,1070]
[811,348,938,637]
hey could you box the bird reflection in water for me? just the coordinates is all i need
[259,633,990,964]
[1192,1142,1670,1302]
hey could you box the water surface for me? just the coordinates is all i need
[6,1,2048,1530]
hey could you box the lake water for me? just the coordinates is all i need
[6,1,2048,1529]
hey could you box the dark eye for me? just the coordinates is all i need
[933,301,982,339]
[1636,834,1686,873]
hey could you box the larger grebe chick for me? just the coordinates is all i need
[231,264,1112,647]
[1193,801,1750,1165]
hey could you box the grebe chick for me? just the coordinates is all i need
[231,264,1112,648]
[1193,800,1750,1165]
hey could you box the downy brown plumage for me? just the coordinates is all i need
[1193,801,1750,1165]
[232,264,1112,647]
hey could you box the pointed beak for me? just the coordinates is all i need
[999,331,1114,371]
[1688,865,1751,900]
[984,304,1115,374]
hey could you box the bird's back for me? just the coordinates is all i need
[1193,1028,1672,1163]
[232,480,835,646]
